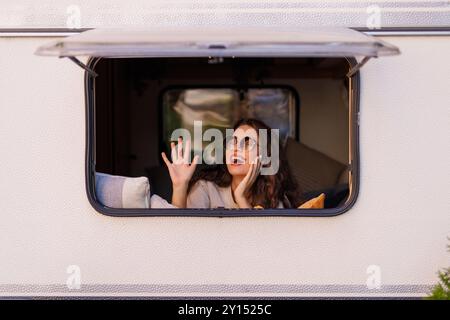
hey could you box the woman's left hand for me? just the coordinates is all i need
[233,155,262,208]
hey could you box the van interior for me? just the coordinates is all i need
[93,57,352,209]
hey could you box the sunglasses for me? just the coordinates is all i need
[225,136,258,151]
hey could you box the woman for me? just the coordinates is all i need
[161,118,303,209]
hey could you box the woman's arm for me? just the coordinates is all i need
[161,138,199,208]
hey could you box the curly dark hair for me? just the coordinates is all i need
[188,118,303,208]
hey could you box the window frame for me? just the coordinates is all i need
[85,57,360,217]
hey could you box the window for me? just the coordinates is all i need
[89,56,355,216]
[36,27,400,216]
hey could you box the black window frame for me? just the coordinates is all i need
[85,57,360,217]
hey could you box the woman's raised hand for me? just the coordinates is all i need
[161,137,200,188]
[233,155,262,208]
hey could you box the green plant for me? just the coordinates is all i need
[426,238,450,300]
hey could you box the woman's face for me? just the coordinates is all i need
[226,124,259,177]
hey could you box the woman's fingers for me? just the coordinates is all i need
[161,152,172,169]
[247,156,261,186]
[186,154,200,179]
[245,161,254,181]
[191,154,199,167]
[249,156,260,185]
[170,142,177,162]
[241,159,255,187]
[170,139,197,165]
[184,138,191,163]
[255,155,262,176]
[177,137,183,160]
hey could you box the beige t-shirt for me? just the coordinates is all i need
[187,180,239,209]
[186,180,284,209]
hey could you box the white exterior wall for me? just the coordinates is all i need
[0,35,449,297]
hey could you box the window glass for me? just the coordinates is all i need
[162,88,296,156]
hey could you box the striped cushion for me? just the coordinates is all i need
[95,172,150,208]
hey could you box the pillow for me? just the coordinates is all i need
[252,193,325,209]
[95,172,150,208]
[298,193,325,209]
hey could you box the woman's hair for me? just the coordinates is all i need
[188,118,303,208]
